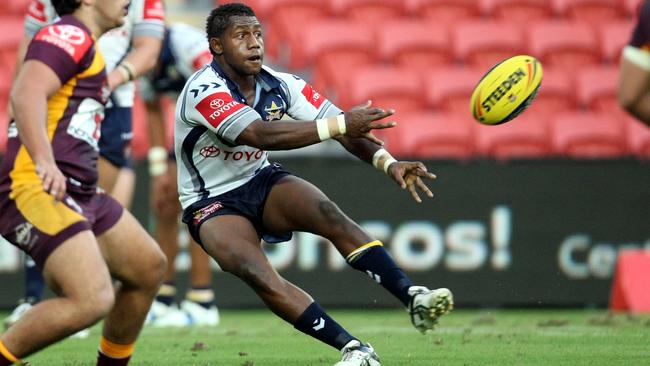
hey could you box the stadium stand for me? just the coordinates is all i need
[553,0,628,23]
[480,0,555,22]
[527,20,600,68]
[530,67,578,113]
[406,0,482,22]
[598,20,635,64]
[329,0,410,22]
[474,112,552,160]
[424,66,485,114]
[453,20,526,68]
[376,20,452,69]
[624,117,650,159]
[550,112,628,158]
[398,112,476,159]
[347,66,424,113]
[576,66,623,115]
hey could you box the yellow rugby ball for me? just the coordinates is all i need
[470,55,543,125]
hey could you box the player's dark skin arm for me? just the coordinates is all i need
[619,55,650,127]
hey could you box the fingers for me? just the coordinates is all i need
[369,121,397,130]
[415,177,434,199]
[363,132,385,146]
[407,182,422,203]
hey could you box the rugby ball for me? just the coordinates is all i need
[470,55,543,125]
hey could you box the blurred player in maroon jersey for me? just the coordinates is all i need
[0,1,166,365]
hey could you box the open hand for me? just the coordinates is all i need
[387,161,436,203]
[344,100,396,145]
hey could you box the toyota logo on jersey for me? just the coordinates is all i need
[196,92,246,128]
[36,25,91,61]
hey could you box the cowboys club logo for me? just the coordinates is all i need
[210,98,225,109]
[49,25,86,45]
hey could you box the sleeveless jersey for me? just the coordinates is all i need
[175,60,342,209]
[0,15,108,194]
[24,0,165,107]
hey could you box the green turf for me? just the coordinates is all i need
[4,309,649,365]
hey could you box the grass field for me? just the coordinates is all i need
[5,309,649,366]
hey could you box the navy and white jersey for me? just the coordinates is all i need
[175,60,342,209]
[139,23,212,102]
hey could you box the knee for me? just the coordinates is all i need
[140,246,167,288]
[220,258,276,292]
[317,199,346,224]
[77,281,115,324]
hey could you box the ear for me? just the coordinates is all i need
[209,37,223,56]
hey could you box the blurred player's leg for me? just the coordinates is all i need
[181,241,219,326]
[263,176,453,333]
[96,210,166,365]
[3,257,44,330]
[109,167,136,210]
[0,231,114,363]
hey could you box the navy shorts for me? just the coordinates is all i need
[182,163,292,247]
[99,107,133,168]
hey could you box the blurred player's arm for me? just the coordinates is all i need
[618,46,650,127]
[11,60,66,200]
[144,91,168,176]
[108,35,163,91]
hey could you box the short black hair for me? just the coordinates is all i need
[52,0,81,16]
[206,3,256,40]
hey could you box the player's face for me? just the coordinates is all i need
[220,16,264,75]
[95,0,130,30]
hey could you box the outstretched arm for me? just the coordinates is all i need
[619,46,650,127]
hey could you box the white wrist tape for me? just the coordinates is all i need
[316,114,346,141]
[372,148,397,174]
[148,147,168,176]
[622,45,650,71]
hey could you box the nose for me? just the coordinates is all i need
[248,35,261,49]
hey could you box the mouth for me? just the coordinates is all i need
[247,55,262,63]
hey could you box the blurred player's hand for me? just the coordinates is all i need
[150,165,178,216]
[387,161,436,203]
[36,160,66,201]
[344,100,396,145]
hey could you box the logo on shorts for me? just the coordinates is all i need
[65,197,83,214]
[14,223,37,250]
[193,202,224,225]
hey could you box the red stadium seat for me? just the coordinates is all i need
[261,0,329,62]
[329,0,409,22]
[377,21,452,69]
[480,0,555,23]
[453,20,525,68]
[398,112,476,159]
[347,66,424,113]
[550,112,628,158]
[474,113,552,160]
[425,66,484,114]
[599,21,635,64]
[576,66,623,115]
[530,67,577,113]
[553,0,627,23]
[624,117,650,159]
[406,0,482,23]
[527,21,600,68]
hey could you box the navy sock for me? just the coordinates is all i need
[293,302,355,350]
[347,244,412,306]
[186,287,215,309]
[24,257,45,302]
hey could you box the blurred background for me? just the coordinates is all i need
[0,0,648,310]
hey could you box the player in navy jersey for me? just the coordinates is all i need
[0,1,166,365]
[619,0,650,127]
[141,23,219,327]
[175,4,453,365]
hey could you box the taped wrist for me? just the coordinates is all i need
[372,148,397,174]
[316,114,346,141]
[148,146,168,176]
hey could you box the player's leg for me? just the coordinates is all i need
[3,256,45,330]
[97,106,134,208]
[263,175,453,332]
[180,240,219,326]
[198,216,360,352]
[0,230,114,363]
[95,204,166,365]
[109,166,136,210]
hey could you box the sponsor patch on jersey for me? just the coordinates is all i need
[144,0,165,21]
[27,0,47,22]
[196,92,246,128]
[193,202,223,225]
[301,83,325,109]
[35,25,91,62]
